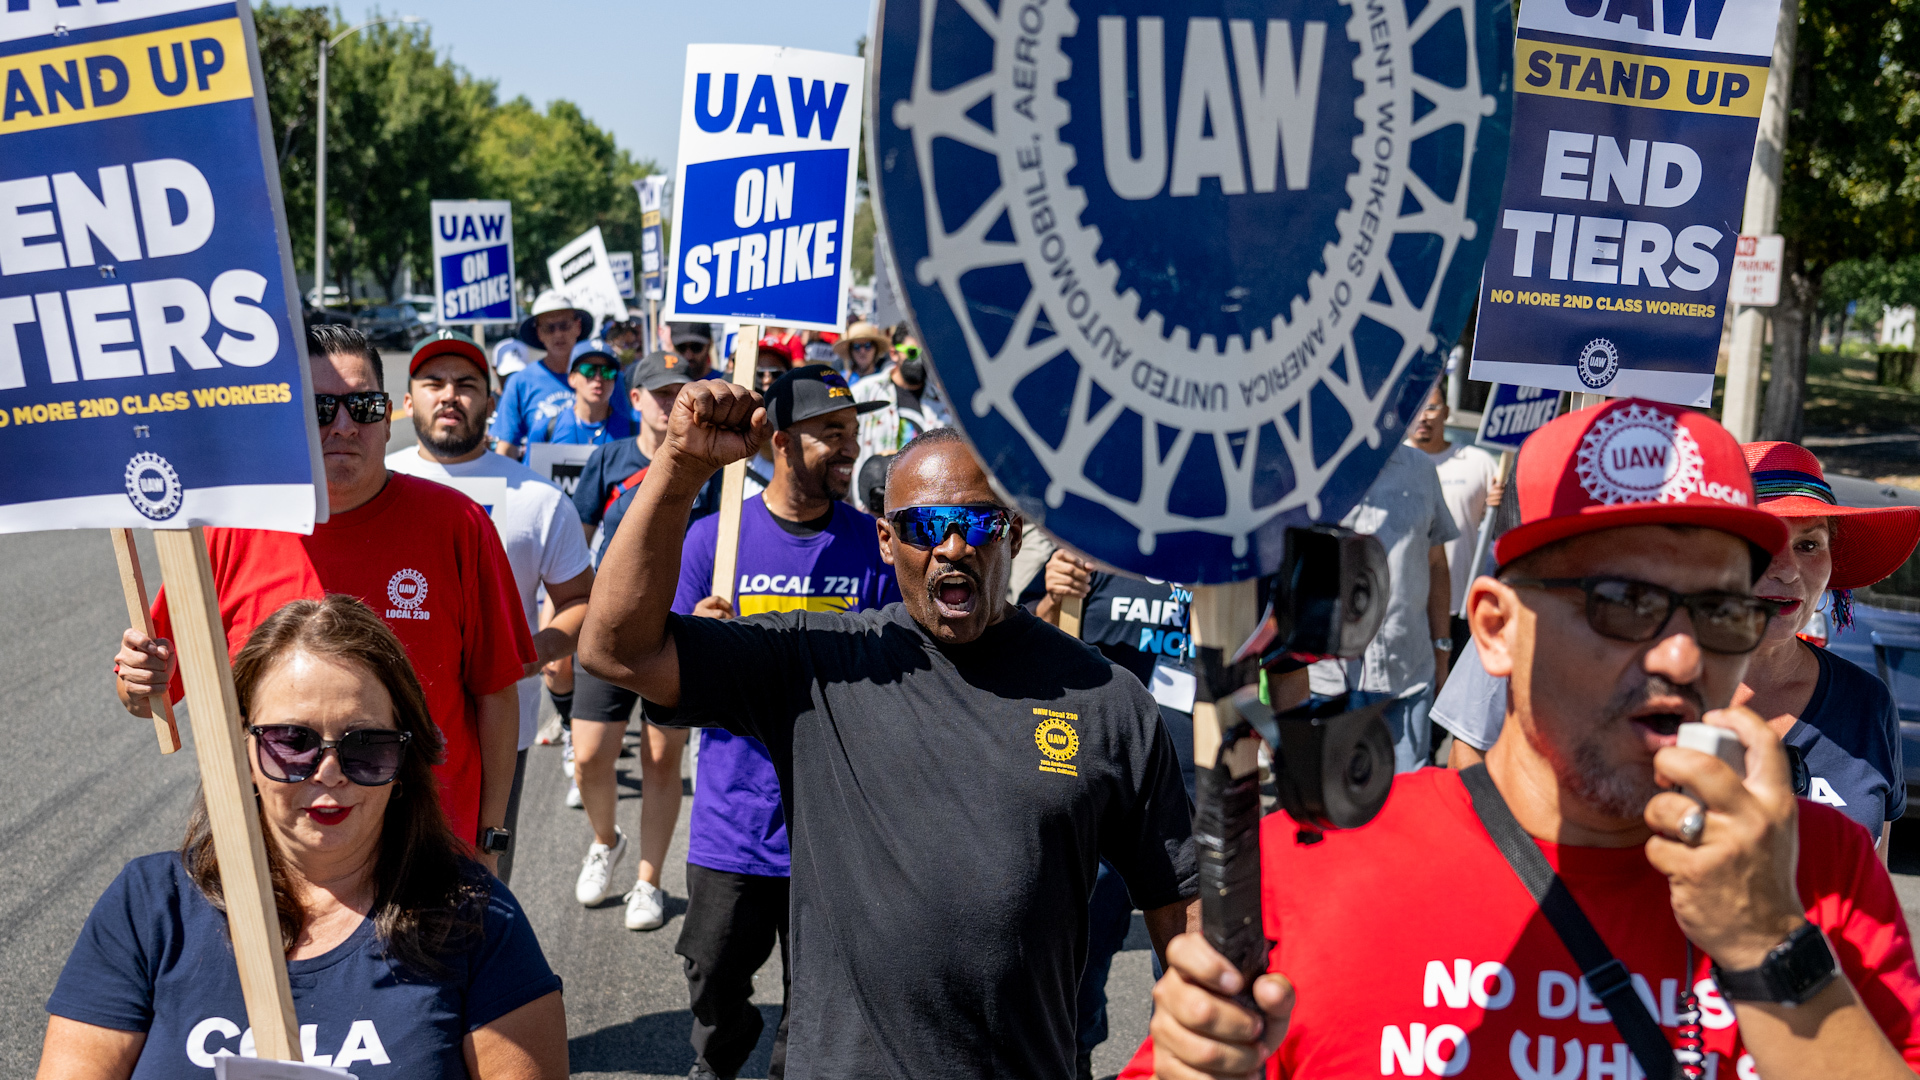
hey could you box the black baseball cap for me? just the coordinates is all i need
[766,363,886,430]
[628,349,695,392]
[670,322,713,346]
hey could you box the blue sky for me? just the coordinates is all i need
[329,1,876,170]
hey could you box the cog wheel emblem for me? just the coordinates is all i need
[1575,403,1704,506]
[387,568,429,611]
[123,453,183,522]
[870,0,1512,581]
[1034,716,1081,762]
[1576,337,1621,390]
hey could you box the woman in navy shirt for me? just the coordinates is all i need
[39,596,564,1079]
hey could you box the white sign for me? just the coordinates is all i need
[610,252,636,299]
[1883,306,1917,349]
[526,442,597,499]
[547,226,627,331]
[663,44,865,332]
[1729,235,1784,307]
[430,200,516,324]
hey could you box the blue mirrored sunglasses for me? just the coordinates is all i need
[886,505,1014,548]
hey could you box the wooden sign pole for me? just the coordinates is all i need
[1189,582,1262,775]
[709,326,761,606]
[109,529,180,754]
[152,527,301,1061]
[1058,594,1084,639]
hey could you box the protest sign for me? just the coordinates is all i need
[663,44,863,333]
[635,175,667,302]
[547,226,627,331]
[1475,383,1563,452]
[1,1,315,1058]
[1730,234,1783,307]
[871,1,1512,584]
[431,199,515,324]
[610,251,636,299]
[1469,0,1785,407]
[527,442,596,499]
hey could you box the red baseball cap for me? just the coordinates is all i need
[1493,398,1788,573]
[409,329,490,384]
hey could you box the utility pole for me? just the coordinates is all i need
[1719,0,1799,441]
[311,15,423,309]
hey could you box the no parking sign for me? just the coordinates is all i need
[870,0,1514,582]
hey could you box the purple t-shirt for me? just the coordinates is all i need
[674,495,900,876]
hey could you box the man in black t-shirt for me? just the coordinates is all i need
[580,383,1198,1080]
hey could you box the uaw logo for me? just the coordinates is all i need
[1575,404,1705,506]
[871,0,1512,582]
[385,569,432,621]
[124,453,183,522]
[1033,709,1082,776]
[1575,338,1620,390]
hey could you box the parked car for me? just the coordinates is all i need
[401,294,440,330]
[1819,474,1920,811]
[353,303,430,349]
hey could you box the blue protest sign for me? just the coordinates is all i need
[431,199,515,324]
[0,0,323,533]
[1474,383,1563,451]
[635,175,666,301]
[664,45,864,333]
[1468,0,1783,406]
[610,251,636,299]
[871,0,1514,582]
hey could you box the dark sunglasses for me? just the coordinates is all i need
[1504,576,1784,655]
[850,341,877,352]
[572,362,620,381]
[249,724,412,786]
[887,505,1015,549]
[315,391,391,426]
[676,341,709,354]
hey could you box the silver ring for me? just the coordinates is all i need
[1679,807,1706,845]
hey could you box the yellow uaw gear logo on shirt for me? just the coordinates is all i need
[1032,710,1080,777]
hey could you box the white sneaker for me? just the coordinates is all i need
[565,780,582,809]
[575,829,627,905]
[561,729,575,778]
[624,879,666,930]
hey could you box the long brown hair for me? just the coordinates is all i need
[181,594,486,975]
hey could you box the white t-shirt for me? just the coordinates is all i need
[1419,441,1499,615]
[385,449,592,748]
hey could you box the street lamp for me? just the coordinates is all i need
[312,14,423,309]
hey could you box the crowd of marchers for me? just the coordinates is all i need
[30,300,1920,1080]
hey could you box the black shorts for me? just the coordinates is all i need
[573,668,642,725]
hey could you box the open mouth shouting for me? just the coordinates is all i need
[1624,698,1700,752]
[1758,594,1802,618]
[928,567,979,620]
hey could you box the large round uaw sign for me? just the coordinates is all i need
[871,0,1512,582]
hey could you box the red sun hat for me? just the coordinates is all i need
[1494,398,1788,571]
[1743,441,1920,591]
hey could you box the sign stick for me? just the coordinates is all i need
[1465,451,1514,592]
[109,529,180,754]
[710,327,761,606]
[1057,595,1084,638]
[1188,581,1266,993]
[151,527,301,1061]
[1189,583,1261,774]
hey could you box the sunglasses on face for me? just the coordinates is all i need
[887,505,1015,549]
[1503,576,1784,655]
[898,345,921,360]
[850,341,877,352]
[249,724,412,786]
[572,362,619,381]
[536,319,578,336]
[676,341,709,355]
[315,391,391,426]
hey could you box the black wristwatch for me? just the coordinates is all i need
[1711,922,1839,1006]
[479,827,512,855]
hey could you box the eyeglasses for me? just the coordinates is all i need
[249,724,412,786]
[887,505,1015,549]
[1503,576,1784,655]
[536,319,579,336]
[315,391,391,426]
[572,362,619,381]
[676,341,709,355]
[850,341,877,352]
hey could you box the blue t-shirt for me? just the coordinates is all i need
[538,403,631,446]
[674,496,900,876]
[488,360,573,448]
[1431,640,1906,837]
[47,853,561,1079]
[571,439,722,567]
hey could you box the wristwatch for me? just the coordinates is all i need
[1432,637,1454,652]
[479,827,512,855]
[1711,922,1839,1006]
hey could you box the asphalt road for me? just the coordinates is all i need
[0,350,1158,1079]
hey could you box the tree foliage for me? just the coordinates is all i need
[252,4,657,304]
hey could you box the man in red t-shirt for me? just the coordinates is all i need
[1131,399,1920,1079]
[113,325,532,861]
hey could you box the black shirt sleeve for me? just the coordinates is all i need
[1098,687,1198,912]
[644,611,812,745]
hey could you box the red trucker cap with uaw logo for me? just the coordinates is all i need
[1493,398,1789,571]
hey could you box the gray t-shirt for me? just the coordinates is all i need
[1429,639,1507,751]
[1310,443,1459,696]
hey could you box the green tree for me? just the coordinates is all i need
[1761,0,1920,439]
[474,98,659,294]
